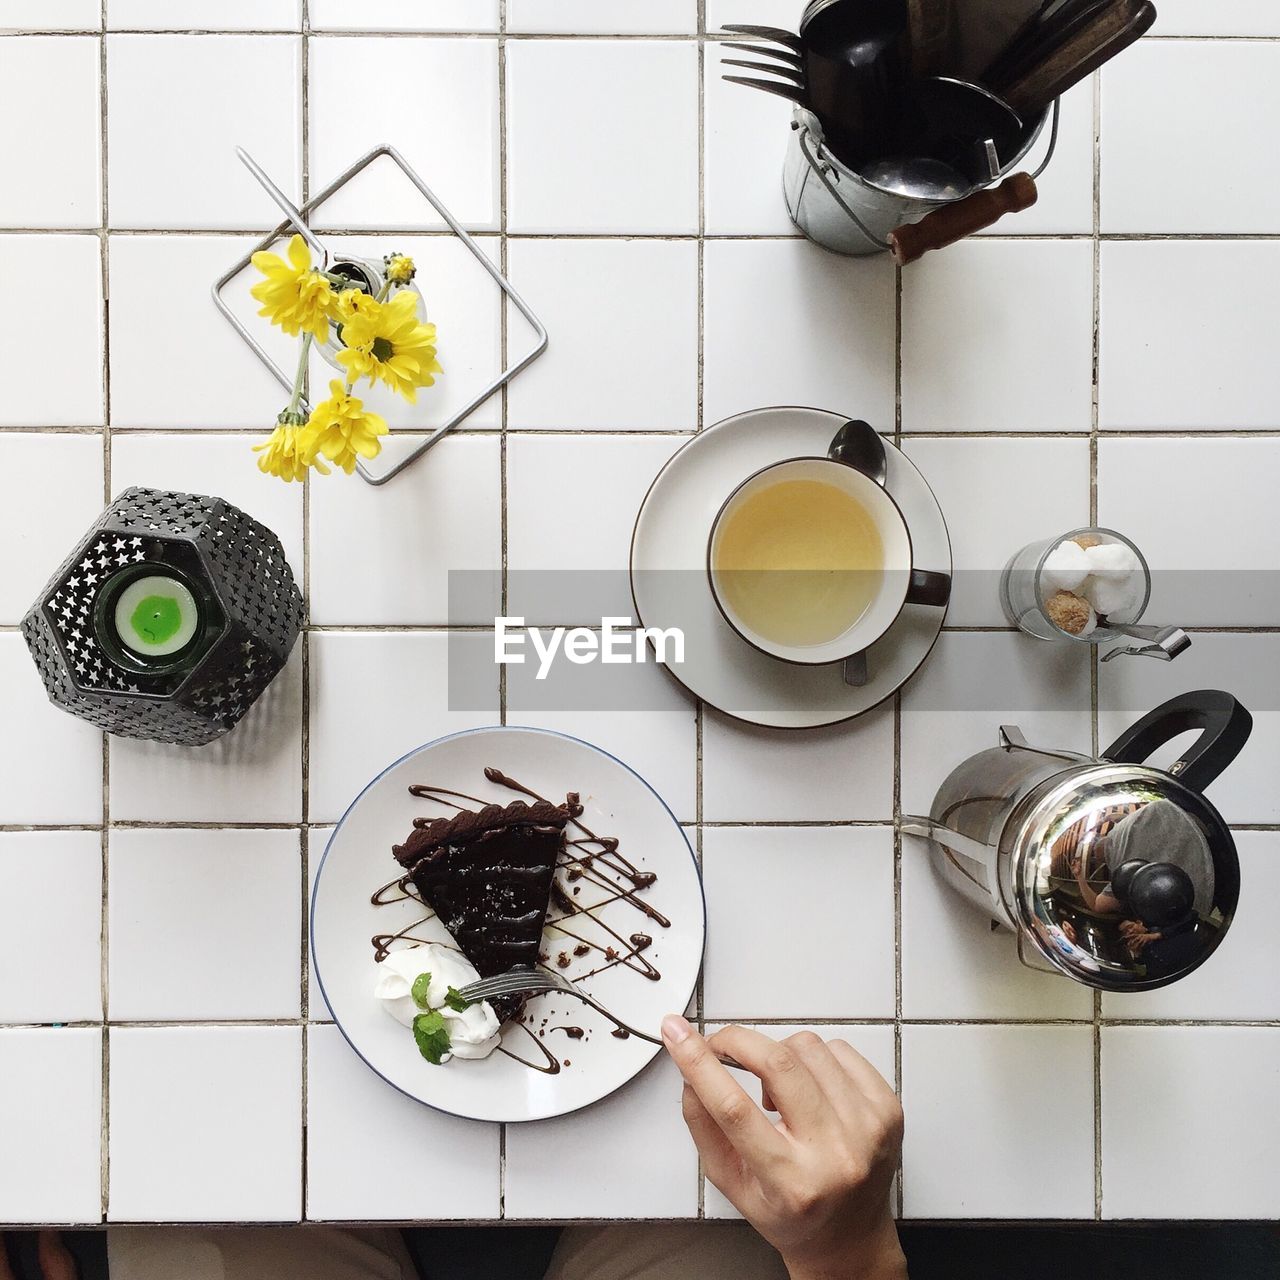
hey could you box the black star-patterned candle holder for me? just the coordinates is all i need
[21,487,303,746]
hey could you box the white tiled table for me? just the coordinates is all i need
[1,0,1278,1228]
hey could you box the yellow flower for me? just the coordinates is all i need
[384,252,417,285]
[250,234,335,342]
[253,412,331,484]
[336,290,442,403]
[334,287,379,325]
[306,381,388,474]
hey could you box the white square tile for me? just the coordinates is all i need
[900,631,1092,815]
[703,827,895,1019]
[506,434,684,622]
[0,633,104,825]
[506,652,699,824]
[1098,633,1280,825]
[703,240,896,426]
[901,833,1093,1021]
[308,632,499,823]
[1103,43,1280,234]
[1101,832,1280,1022]
[903,437,1090,626]
[109,1026,302,1221]
[310,436,501,626]
[106,35,301,229]
[1098,437,1280,627]
[701,703,895,822]
[902,1025,1094,1218]
[0,235,102,425]
[0,434,103,625]
[976,79,1095,237]
[0,0,99,28]
[1101,1027,1280,1218]
[1154,1,1280,34]
[108,828,301,1021]
[110,432,304,576]
[506,40,699,233]
[311,233,502,433]
[108,0,301,28]
[0,36,100,227]
[308,0,499,30]
[703,1024,896,1219]
[707,0,801,27]
[306,826,333,1021]
[309,38,498,230]
[0,1028,102,1224]
[703,55,799,236]
[108,648,303,823]
[1099,241,1280,430]
[506,240,699,431]
[108,234,300,428]
[306,1024,499,1219]
[0,832,102,1023]
[505,1054,698,1218]
[901,240,1094,433]
[509,0,696,33]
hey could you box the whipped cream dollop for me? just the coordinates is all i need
[374,943,502,1062]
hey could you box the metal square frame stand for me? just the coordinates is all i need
[213,145,548,486]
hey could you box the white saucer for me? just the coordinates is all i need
[630,407,951,730]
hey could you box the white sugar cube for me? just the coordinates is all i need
[1083,541,1142,580]
[1042,540,1091,592]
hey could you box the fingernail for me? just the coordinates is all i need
[662,1014,692,1044]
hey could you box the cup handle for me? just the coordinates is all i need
[907,569,951,608]
[842,651,869,687]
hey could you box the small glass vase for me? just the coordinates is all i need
[317,254,428,375]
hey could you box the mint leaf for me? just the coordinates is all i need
[411,972,433,1010]
[412,1011,452,1065]
[444,986,472,1013]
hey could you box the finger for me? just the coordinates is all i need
[37,1233,77,1280]
[662,1016,785,1165]
[785,1031,869,1121]
[828,1039,900,1112]
[706,1025,834,1138]
[682,1084,751,1200]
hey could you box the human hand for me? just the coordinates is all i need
[662,1016,907,1280]
[0,1232,78,1280]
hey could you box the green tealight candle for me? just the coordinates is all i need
[113,574,200,659]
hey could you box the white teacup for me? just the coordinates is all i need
[707,436,950,681]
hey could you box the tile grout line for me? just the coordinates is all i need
[497,0,510,1221]
[299,0,313,1222]
[97,0,112,1223]
[1090,66,1104,1224]
[695,0,707,1222]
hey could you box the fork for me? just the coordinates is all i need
[458,967,746,1069]
[719,23,810,106]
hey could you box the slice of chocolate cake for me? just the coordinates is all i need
[393,797,572,1023]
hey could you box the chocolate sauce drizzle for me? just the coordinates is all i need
[371,767,670,1075]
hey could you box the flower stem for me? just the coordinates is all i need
[375,279,393,302]
[288,333,314,415]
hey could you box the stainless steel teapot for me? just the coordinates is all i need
[902,691,1253,991]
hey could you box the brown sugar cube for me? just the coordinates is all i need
[1045,590,1093,636]
[1072,534,1103,550]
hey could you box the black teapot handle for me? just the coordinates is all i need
[1101,690,1253,793]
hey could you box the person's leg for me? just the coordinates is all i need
[107,1227,417,1280]
[544,1223,790,1280]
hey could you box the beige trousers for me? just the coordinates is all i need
[107,1223,790,1280]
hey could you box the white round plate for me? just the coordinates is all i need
[311,726,704,1123]
[630,406,951,729]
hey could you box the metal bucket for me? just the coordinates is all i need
[783,99,1058,256]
